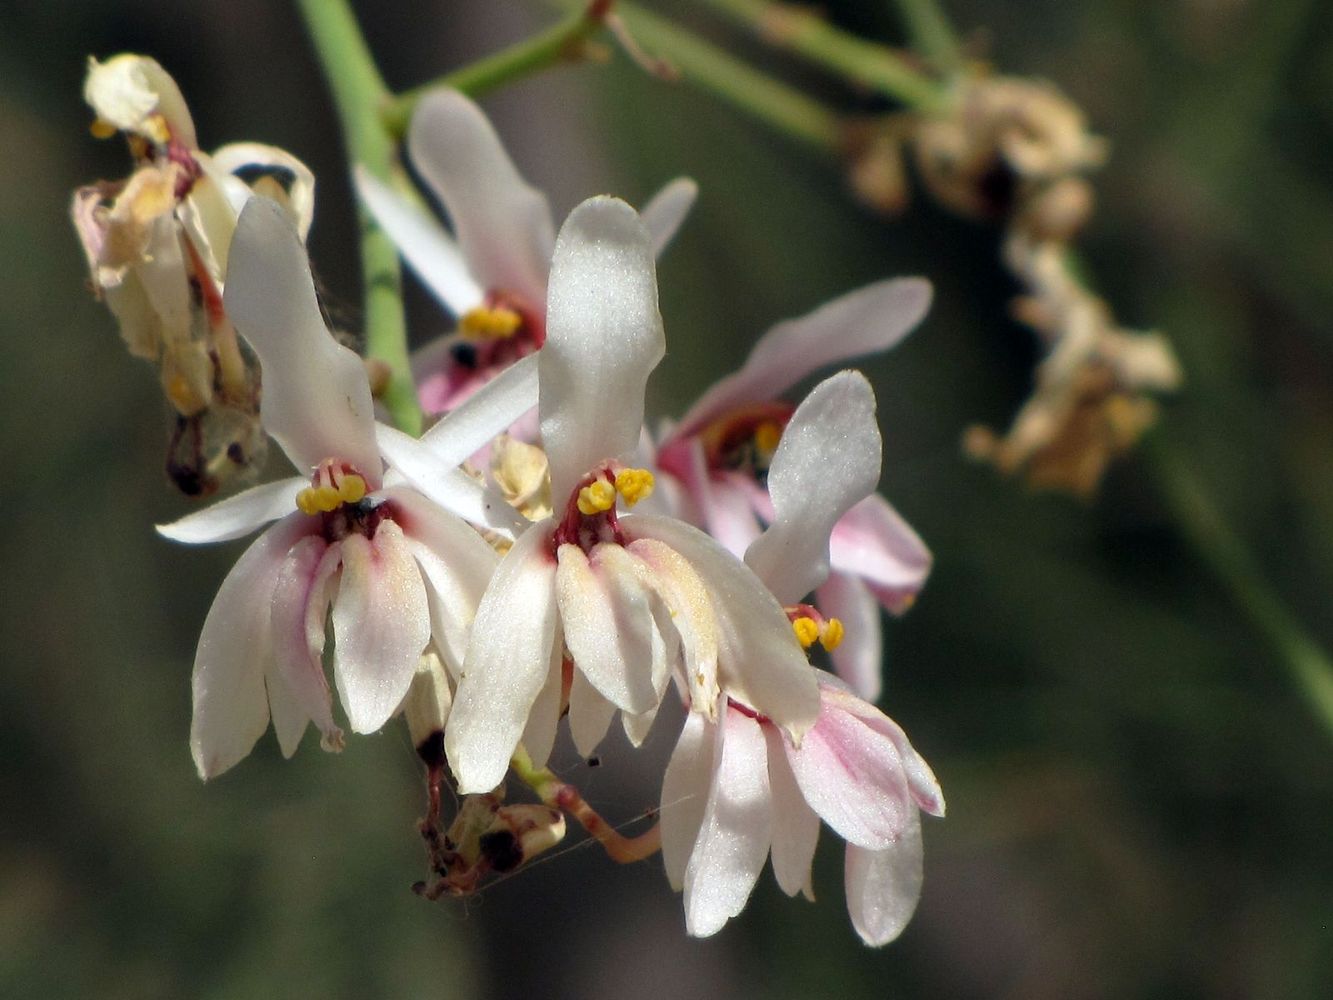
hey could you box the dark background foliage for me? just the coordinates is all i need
[2,1,1330,997]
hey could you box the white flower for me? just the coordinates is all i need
[354,89,696,413]
[159,199,535,779]
[439,196,820,794]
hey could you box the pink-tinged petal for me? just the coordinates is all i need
[330,521,431,734]
[640,177,698,257]
[844,813,924,947]
[446,521,559,793]
[269,535,341,753]
[224,198,381,480]
[828,494,932,614]
[388,488,499,676]
[408,90,554,308]
[745,371,882,604]
[419,353,538,464]
[541,197,664,502]
[520,637,566,770]
[673,278,932,439]
[353,165,484,315]
[567,669,617,757]
[556,543,660,715]
[157,476,305,544]
[816,573,883,702]
[629,514,819,741]
[684,709,772,937]
[660,710,713,891]
[764,724,821,900]
[784,695,913,850]
[704,471,766,558]
[190,514,313,779]
[374,423,528,539]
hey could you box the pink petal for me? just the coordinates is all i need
[672,277,932,440]
[764,725,820,899]
[816,573,883,702]
[844,813,924,947]
[828,494,932,614]
[660,710,713,891]
[418,352,539,465]
[540,197,664,503]
[330,520,431,734]
[268,536,342,755]
[157,476,305,545]
[702,471,765,559]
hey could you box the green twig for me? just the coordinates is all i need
[296,0,422,435]
[1145,434,1333,738]
[383,3,615,138]
[891,0,963,71]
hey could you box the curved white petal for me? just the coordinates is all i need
[157,476,305,544]
[556,543,660,715]
[269,535,341,752]
[828,494,932,614]
[567,669,618,757]
[331,521,431,733]
[408,90,554,308]
[541,197,664,502]
[419,352,539,464]
[389,488,499,674]
[673,278,932,439]
[190,514,312,779]
[374,423,528,538]
[353,165,483,315]
[446,521,560,793]
[628,514,819,741]
[660,710,713,891]
[684,709,772,937]
[704,471,766,559]
[640,177,698,257]
[212,142,317,241]
[519,634,566,771]
[845,813,924,947]
[745,371,882,604]
[816,573,883,702]
[225,197,381,480]
[764,725,821,899]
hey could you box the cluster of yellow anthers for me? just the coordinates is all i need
[575,467,656,516]
[295,461,368,515]
[458,303,523,341]
[792,614,845,652]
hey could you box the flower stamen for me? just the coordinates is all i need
[613,467,655,506]
[576,478,616,515]
[459,304,523,341]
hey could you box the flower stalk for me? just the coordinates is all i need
[891,0,964,72]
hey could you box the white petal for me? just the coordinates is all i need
[374,423,528,538]
[684,709,772,937]
[84,54,196,147]
[660,711,713,891]
[224,197,381,480]
[555,543,660,715]
[567,669,617,757]
[389,487,499,674]
[419,352,539,464]
[212,142,317,241]
[269,535,341,752]
[640,177,698,257]
[816,573,883,702]
[828,494,933,614]
[764,725,821,899]
[408,90,554,308]
[745,371,881,604]
[331,521,431,733]
[622,701,661,748]
[520,635,566,770]
[446,521,559,793]
[353,164,483,315]
[190,514,311,779]
[156,476,305,544]
[673,278,932,438]
[702,471,765,559]
[629,514,819,741]
[540,197,664,502]
[844,813,924,947]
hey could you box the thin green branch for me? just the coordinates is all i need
[383,3,614,138]
[891,0,963,71]
[1144,434,1333,738]
[296,0,422,435]
[692,0,949,112]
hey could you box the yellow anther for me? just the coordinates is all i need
[820,618,845,651]
[337,474,367,504]
[614,468,655,506]
[576,479,616,516]
[792,617,820,649]
[143,113,171,145]
[754,421,783,456]
[296,487,321,516]
[296,484,344,516]
[459,305,523,341]
[89,117,117,139]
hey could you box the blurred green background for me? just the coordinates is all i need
[2,1,1330,997]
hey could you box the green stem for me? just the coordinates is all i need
[1145,434,1333,737]
[296,0,422,435]
[692,0,949,112]
[891,0,963,71]
[383,3,614,138]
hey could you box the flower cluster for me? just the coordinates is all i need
[76,62,943,946]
